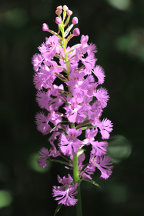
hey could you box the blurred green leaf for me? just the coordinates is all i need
[107,0,131,11]
[54,204,62,216]
[5,8,28,27]
[116,33,138,52]
[106,184,129,203]
[116,30,144,62]
[28,152,51,173]
[107,135,132,163]
[82,178,101,189]
[49,158,71,167]
[0,190,12,208]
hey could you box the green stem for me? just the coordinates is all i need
[60,17,82,215]
[73,154,83,216]
[77,185,82,216]
[73,154,79,183]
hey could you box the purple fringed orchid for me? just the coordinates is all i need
[53,175,78,206]
[32,4,114,214]
[60,127,82,156]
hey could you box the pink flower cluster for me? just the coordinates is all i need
[32,5,113,207]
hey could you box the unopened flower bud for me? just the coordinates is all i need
[63,5,68,11]
[67,9,73,16]
[55,10,59,15]
[72,17,78,25]
[55,17,61,25]
[57,5,62,11]
[42,23,49,32]
[73,28,80,36]
[56,6,62,15]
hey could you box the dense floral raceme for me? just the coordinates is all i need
[32,5,113,207]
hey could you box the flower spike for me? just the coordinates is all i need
[32,4,114,213]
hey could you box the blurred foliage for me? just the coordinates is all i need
[0,8,28,27]
[0,190,12,208]
[116,29,144,61]
[0,0,144,215]
[28,152,51,173]
[107,0,131,11]
[107,135,132,163]
[106,183,129,203]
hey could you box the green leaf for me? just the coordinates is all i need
[107,135,132,163]
[81,126,88,130]
[50,125,58,133]
[80,163,88,174]
[79,125,96,131]
[54,204,62,216]
[50,121,68,133]
[49,159,71,167]
[82,178,101,189]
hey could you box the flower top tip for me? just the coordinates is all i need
[42,23,49,32]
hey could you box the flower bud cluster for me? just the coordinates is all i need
[32,5,113,207]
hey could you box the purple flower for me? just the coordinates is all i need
[64,96,82,123]
[32,54,43,72]
[91,141,108,156]
[53,175,78,206]
[95,88,109,108]
[59,127,82,156]
[36,89,64,112]
[83,128,108,156]
[36,91,51,110]
[35,112,51,135]
[33,65,55,90]
[99,118,113,139]
[90,154,113,179]
[78,153,95,179]
[93,65,105,84]
[67,70,84,91]
[45,35,61,57]
[81,54,97,74]
[83,128,98,145]
[80,35,89,46]
[49,111,62,125]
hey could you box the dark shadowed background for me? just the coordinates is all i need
[0,0,144,215]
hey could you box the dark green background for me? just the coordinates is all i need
[0,0,143,215]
